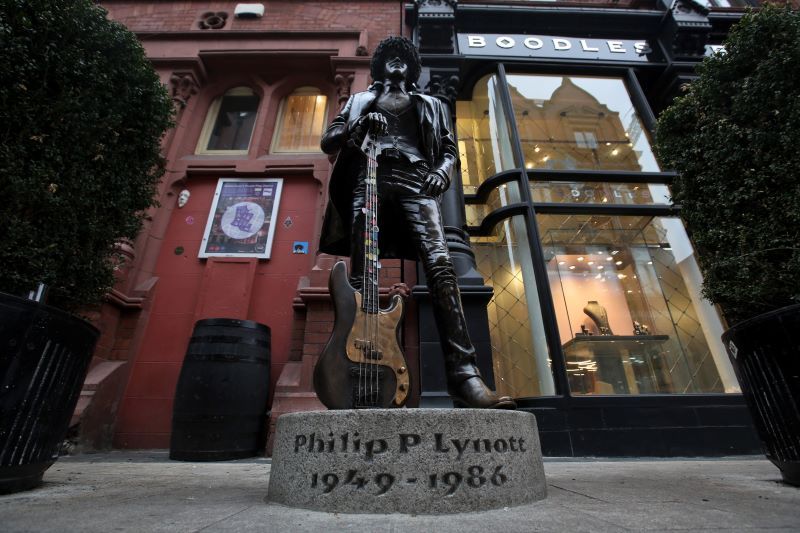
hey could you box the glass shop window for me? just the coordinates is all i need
[505,74,659,173]
[694,0,750,8]
[456,74,518,195]
[471,216,557,399]
[539,214,739,395]
[271,87,328,153]
[530,182,671,205]
[196,87,260,154]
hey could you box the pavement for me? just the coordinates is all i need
[0,451,798,532]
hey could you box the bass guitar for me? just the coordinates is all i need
[313,133,410,409]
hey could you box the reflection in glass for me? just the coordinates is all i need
[272,87,328,153]
[539,214,738,395]
[205,87,260,152]
[506,75,659,172]
[472,216,555,398]
[456,74,517,195]
[530,181,670,205]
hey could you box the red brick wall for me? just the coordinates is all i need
[102,0,403,53]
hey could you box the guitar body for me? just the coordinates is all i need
[314,261,410,409]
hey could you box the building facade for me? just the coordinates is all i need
[77,0,762,456]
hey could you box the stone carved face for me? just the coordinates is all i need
[177,189,191,208]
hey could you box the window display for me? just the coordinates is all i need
[541,214,733,395]
[455,69,739,399]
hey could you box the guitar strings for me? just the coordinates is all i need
[370,139,379,406]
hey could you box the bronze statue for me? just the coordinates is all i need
[318,36,515,409]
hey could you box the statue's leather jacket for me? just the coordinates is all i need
[318,85,458,260]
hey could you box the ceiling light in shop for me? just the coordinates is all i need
[577,256,584,261]
[588,261,594,265]
[569,265,576,270]
[611,250,619,255]
[526,162,534,169]
[617,273,627,279]
[597,265,604,270]
[611,148,619,156]
[534,146,541,153]
[606,257,613,261]
[616,260,623,265]
[558,261,566,265]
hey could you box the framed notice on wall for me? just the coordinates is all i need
[199,178,284,259]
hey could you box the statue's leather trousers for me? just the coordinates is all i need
[349,160,481,387]
[348,159,516,409]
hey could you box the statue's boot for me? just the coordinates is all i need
[432,281,516,410]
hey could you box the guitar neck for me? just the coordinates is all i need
[362,134,380,314]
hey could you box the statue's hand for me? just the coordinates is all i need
[350,112,387,146]
[362,112,387,136]
[421,172,447,196]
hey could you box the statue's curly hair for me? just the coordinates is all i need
[370,36,421,86]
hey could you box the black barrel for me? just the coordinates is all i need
[169,318,270,461]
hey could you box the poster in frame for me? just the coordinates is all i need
[199,178,284,259]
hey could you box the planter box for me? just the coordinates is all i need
[0,292,98,494]
[723,304,800,486]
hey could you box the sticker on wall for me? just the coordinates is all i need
[292,241,308,254]
[283,216,293,228]
[185,216,195,225]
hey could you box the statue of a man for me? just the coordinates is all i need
[319,36,515,409]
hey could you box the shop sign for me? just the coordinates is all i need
[458,34,655,62]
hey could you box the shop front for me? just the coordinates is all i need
[409,0,760,456]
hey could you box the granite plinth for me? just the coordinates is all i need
[266,409,546,514]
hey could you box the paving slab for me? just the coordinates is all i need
[0,452,797,532]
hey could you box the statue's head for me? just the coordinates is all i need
[370,36,421,87]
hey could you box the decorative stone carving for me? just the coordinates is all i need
[334,72,355,107]
[198,11,228,30]
[169,73,199,108]
[414,0,458,55]
[426,73,460,109]
[661,0,711,58]
[355,45,369,57]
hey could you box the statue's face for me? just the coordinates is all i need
[384,56,408,81]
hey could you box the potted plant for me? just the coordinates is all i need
[0,0,172,493]
[656,5,800,485]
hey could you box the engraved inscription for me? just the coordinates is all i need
[293,432,527,459]
[308,465,508,496]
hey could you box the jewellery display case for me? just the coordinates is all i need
[542,218,707,395]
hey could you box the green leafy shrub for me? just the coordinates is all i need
[0,0,173,311]
[656,5,800,326]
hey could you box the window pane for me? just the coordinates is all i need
[506,74,659,172]
[456,73,517,195]
[273,91,328,153]
[539,214,739,395]
[472,215,556,398]
[206,91,259,151]
[530,182,671,205]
